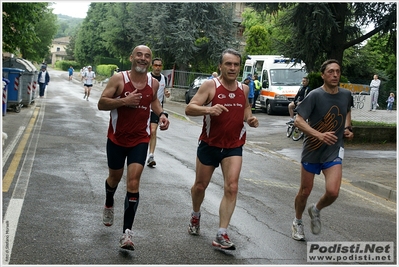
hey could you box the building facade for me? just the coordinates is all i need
[50,37,70,66]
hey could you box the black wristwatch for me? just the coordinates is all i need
[159,111,168,118]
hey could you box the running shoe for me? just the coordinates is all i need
[188,214,200,235]
[120,229,135,251]
[147,155,156,167]
[292,221,305,241]
[103,206,114,226]
[308,204,321,235]
[212,232,236,250]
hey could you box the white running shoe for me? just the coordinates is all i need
[212,232,236,250]
[308,204,321,235]
[120,229,135,251]
[103,206,114,226]
[292,221,305,241]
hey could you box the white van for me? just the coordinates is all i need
[243,55,307,115]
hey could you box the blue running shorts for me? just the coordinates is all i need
[302,157,342,175]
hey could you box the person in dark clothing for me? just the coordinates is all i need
[37,66,50,98]
[287,77,311,123]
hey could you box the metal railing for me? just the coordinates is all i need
[170,70,210,89]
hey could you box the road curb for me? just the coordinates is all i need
[350,180,397,203]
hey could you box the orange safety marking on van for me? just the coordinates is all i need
[260,90,296,98]
[260,90,275,97]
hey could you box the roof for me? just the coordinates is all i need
[52,36,70,44]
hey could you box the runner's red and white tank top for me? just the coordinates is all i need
[199,78,246,148]
[107,71,153,147]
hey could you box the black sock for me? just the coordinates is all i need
[105,180,117,208]
[123,192,139,232]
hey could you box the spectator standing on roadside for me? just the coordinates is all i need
[68,66,74,81]
[146,58,170,167]
[97,45,170,251]
[386,92,395,112]
[185,48,259,250]
[83,66,95,101]
[291,59,354,241]
[37,65,50,98]
[369,74,381,111]
[208,72,218,79]
[247,74,255,112]
[252,73,261,113]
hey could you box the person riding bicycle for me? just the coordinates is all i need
[287,77,311,124]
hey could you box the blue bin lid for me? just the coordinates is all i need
[3,67,25,74]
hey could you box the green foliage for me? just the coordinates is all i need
[241,7,288,57]
[74,3,113,67]
[244,25,273,55]
[2,2,57,62]
[72,2,237,72]
[96,64,119,77]
[55,60,80,71]
[54,14,83,38]
[96,57,120,66]
[245,3,396,74]
[307,72,324,90]
[25,11,58,62]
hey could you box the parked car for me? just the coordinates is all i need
[185,75,209,104]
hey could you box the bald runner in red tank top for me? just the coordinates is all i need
[107,71,154,147]
[199,77,247,148]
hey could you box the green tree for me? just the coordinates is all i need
[246,3,396,72]
[24,11,58,62]
[100,2,133,67]
[2,2,55,60]
[73,2,237,72]
[74,3,113,66]
[244,25,273,55]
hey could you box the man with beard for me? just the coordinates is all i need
[97,45,170,250]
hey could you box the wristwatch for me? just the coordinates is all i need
[159,111,169,118]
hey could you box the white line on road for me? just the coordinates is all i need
[2,104,45,265]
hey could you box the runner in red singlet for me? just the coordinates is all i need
[97,45,170,251]
[185,48,259,250]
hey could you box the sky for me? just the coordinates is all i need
[50,1,91,18]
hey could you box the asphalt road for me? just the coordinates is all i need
[2,69,397,265]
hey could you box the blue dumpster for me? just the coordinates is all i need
[2,67,24,113]
[2,78,10,116]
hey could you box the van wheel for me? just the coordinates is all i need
[266,101,274,115]
[185,93,190,104]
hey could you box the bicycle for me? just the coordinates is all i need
[286,115,304,141]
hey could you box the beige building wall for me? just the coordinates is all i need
[50,36,70,66]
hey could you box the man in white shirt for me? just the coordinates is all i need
[369,74,381,111]
[83,66,96,101]
[37,66,50,98]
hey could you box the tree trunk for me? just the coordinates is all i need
[326,3,348,64]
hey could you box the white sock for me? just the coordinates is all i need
[294,218,302,224]
[217,228,227,235]
[313,204,320,213]
[192,211,200,218]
